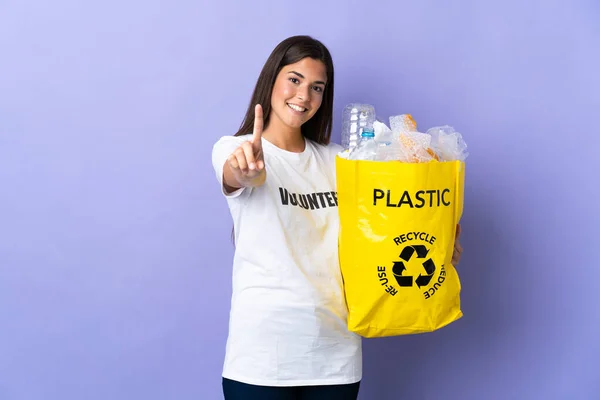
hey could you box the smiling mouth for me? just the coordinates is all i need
[287,103,307,112]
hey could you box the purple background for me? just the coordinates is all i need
[1,1,599,399]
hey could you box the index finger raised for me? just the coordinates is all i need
[252,104,264,149]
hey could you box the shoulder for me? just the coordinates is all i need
[309,140,344,160]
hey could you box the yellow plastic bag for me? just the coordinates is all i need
[336,156,465,338]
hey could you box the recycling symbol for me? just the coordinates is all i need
[392,245,436,288]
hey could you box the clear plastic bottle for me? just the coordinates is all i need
[341,103,376,153]
[349,129,378,160]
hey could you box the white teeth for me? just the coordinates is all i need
[288,104,306,112]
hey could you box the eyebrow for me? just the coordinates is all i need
[288,71,326,86]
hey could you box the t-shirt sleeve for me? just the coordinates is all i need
[211,135,251,199]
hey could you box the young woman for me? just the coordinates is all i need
[211,35,463,400]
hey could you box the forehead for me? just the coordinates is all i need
[281,58,327,82]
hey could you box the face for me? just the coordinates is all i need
[269,57,327,131]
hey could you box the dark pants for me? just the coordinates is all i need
[222,377,360,400]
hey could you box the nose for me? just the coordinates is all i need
[297,84,310,102]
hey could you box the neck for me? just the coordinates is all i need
[262,119,305,153]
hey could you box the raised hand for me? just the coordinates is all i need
[226,104,266,187]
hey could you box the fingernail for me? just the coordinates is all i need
[249,162,255,170]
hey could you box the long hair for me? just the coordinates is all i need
[234,35,335,144]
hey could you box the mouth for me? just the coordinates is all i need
[287,103,308,113]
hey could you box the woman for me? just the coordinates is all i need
[211,35,463,400]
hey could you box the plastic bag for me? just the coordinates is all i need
[336,156,465,337]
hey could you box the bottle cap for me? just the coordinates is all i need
[361,129,375,138]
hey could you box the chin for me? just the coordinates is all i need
[286,119,305,129]
[286,112,315,129]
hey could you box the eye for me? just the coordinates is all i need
[289,77,299,84]
[313,86,324,93]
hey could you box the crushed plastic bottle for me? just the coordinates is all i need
[373,120,396,161]
[427,125,469,161]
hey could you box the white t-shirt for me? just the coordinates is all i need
[211,134,362,387]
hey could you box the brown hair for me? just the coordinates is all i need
[234,35,335,144]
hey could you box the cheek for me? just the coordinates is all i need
[312,95,323,107]
[310,96,323,113]
[280,87,293,100]
[272,82,293,102]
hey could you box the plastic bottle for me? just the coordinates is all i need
[341,103,376,153]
